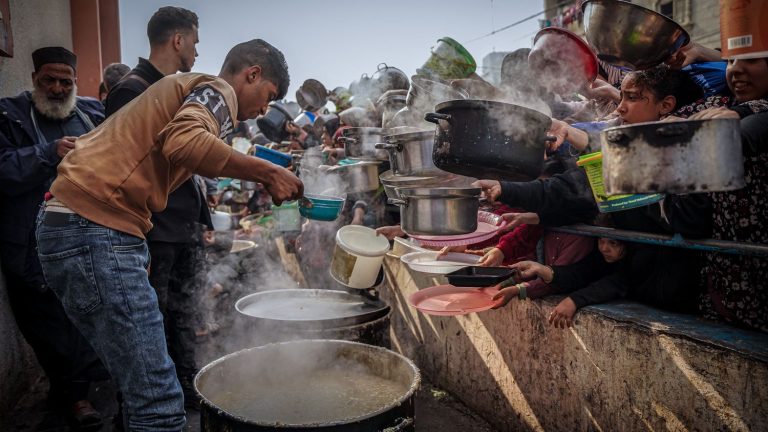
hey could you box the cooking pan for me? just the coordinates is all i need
[424,99,554,181]
[602,118,744,194]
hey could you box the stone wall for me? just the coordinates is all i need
[381,255,768,431]
[0,0,73,97]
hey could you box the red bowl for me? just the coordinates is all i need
[529,26,599,94]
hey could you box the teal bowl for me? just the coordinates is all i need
[299,194,345,221]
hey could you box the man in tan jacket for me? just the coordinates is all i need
[36,39,302,431]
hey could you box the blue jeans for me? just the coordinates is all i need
[35,211,185,431]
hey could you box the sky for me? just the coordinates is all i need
[119,0,545,102]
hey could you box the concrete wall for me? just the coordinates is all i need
[0,0,73,97]
[382,255,768,432]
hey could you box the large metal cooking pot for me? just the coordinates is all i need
[376,90,408,129]
[424,99,553,181]
[389,187,480,235]
[339,127,388,161]
[376,127,440,176]
[368,63,410,102]
[256,102,294,143]
[379,170,475,201]
[196,340,419,431]
[582,0,690,70]
[328,160,382,193]
[602,118,744,194]
[296,79,328,112]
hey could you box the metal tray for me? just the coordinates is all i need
[445,266,517,287]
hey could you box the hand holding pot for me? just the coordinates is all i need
[375,225,406,240]
[472,180,502,203]
[582,78,620,103]
[265,167,304,206]
[499,212,540,233]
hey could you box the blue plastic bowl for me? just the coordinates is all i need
[253,145,292,168]
[299,194,345,221]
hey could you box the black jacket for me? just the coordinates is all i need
[106,58,213,243]
[0,92,104,283]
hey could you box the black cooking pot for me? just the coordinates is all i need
[196,340,419,431]
[256,102,294,143]
[424,99,553,181]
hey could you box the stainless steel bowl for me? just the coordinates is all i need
[389,187,480,235]
[582,0,690,70]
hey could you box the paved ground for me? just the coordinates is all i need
[3,373,495,431]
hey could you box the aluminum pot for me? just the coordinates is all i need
[296,79,328,112]
[376,128,439,176]
[255,101,293,143]
[602,118,744,194]
[196,340,419,431]
[582,0,690,70]
[329,160,382,193]
[424,99,553,181]
[389,187,480,235]
[339,127,388,161]
[379,170,475,200]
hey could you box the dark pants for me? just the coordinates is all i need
[147,241,204,388]
[3,269,105,407]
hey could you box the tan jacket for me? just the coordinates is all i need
[51,73,237,238]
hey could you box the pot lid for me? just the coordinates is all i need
[235,289,389,328]
[336,225,390,257]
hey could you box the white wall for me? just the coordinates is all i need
[0,0,73,97]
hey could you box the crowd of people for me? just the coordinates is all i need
[0,3,766,432]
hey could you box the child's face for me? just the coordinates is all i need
[616,77,674,124]
[598,238,625,263]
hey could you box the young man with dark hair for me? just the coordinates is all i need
[36,39,301,431]
[102,62,130,92]
[105,8,204,418]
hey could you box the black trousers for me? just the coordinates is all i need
[147,241,204,382]
[3,270,106,406]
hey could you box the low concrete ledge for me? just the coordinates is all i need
[381,255,768,431]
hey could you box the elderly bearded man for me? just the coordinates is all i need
[0,47,107,431]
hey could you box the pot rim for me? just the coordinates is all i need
[602,117,739,132]
[582,0,691,44]
[397,186,481,197]
[194,339,421,428]
[434,99,551,124]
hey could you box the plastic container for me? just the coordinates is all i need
[419,37,477,80]
[400,251,480,274]
[577,152,663,213]
[253,145,292,168]
[330,226,390,289]
[445,266,516,287]
[529,27,598,95]
[720,0,768,60]
[298,194,345,221]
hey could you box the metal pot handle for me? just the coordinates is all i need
[377,62,389,71]
[388,197,408,206]
[605,129,629,145]
[656,123,689,137]
[544,135,558,142]
[338,136,357,145]
[424,112,452,124]
[385,417,414,432]
[375,142,403,152]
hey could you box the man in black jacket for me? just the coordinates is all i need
[0,46,106,431]
[104,6,206,412]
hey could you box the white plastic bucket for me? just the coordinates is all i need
[330,226,390,289]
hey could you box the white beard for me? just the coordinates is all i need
[31,84,78,120]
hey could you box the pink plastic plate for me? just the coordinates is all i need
[408,284,502,316]
[407,211,507,247]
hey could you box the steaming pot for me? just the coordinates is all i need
[195,340,419,431]
[376,127,441,176]
[424,99,552,181]
[327,160,382,194]
[602,118,744,194]
[388,187,480,236]
[338,127,388,161]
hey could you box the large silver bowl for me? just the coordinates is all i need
[582,0,690,70]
